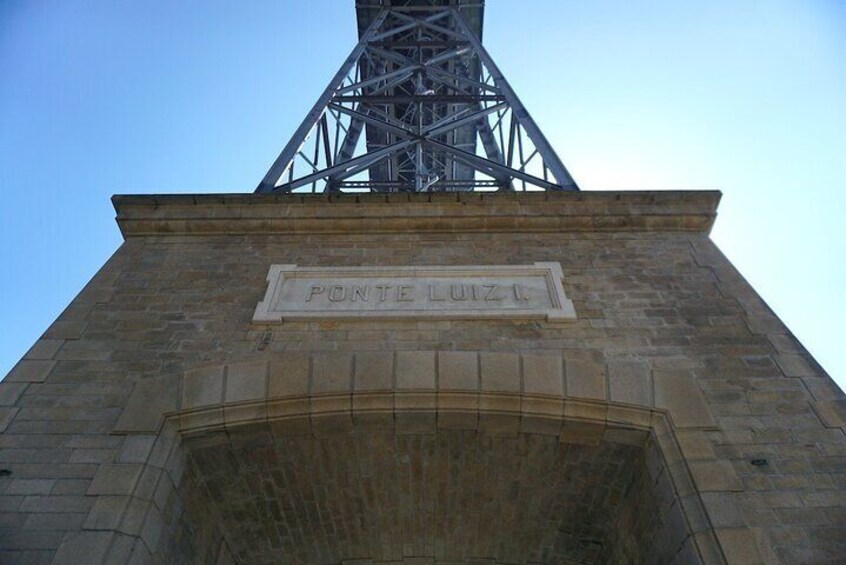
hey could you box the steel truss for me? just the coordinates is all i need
[256,1,579,194]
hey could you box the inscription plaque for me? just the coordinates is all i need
[253,263,576,323]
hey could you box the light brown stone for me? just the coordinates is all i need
[480,352,520,392]
[564,352,606,400]
[607,359,651,407]
[224,361,267,403]
[354,351,393,391]
[182,365,224,409]
[653,370,716,428]
[522,354,563,396]
[311,352,353,394]
[4,359,57,383]
[396,351,435,390]
[268,353,310,397]
[437,351,478,390]
[114,375,180,433]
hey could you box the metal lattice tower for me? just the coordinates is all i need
[256,0,578,194]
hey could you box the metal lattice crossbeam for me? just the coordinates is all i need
[256,0,579,194]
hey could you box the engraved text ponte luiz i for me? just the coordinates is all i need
[253,263,576,323]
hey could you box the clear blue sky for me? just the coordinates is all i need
[1,1,844,389]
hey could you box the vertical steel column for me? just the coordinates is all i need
[256,10,389,193]
[449,7,578,190]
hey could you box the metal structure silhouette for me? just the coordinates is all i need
[256,0,578,194]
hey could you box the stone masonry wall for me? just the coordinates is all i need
[0,192,843,563]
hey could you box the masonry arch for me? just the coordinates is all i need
[113,352,723,563]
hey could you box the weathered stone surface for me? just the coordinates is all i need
[480,352,520,392]
[268,353,310,397]
[522,354,563,396]
[438,351,478,391]
[564,351,606,400]
[253,263,576,323]
[311,352,353,394]
[0,191,842,563]
[52,531,114,564]
[396,351,436,390]
[4,360,56,383]
[354,351,394,391]
[87,464,144,496]
[113,375,179,433]
[607,359,651,406]
[653,370,716,429]
[224,361,266,403]
[182,366,224,410]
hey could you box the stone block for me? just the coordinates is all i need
[559,420,605,446]
[114,375,179,433]
[353,393,394,428]
[225,361,267,403]
[4,360,56,383]
[182,365,224,409]
[396,351,436,390]
[52,531,113,565]
[140,504,164,552]
[437,410,478,431]
[519,414,562,436]
[437,351,478,390]
[43,321,86,340]
[688,460,743,492]
[521,396,564,419]
[352,391,394,416]
[311,352,353,394]
[564,352,606,400]
[478,393,520,415]
[803,376,844,401]
[83,495,130,530]
[522,354,563,396]
[605,404,652,429]
[564,399,607,423]
[6,479,54,496]
[179,407,225,434]
[480,352,520,392]
[354,351,394,391]
[117,497,149,537]
[0,383,27,406]
[18,496,93,514]
[24,339,64,360]
[607,359,651,407]
[103,533,137,564]
[774,353,815,377]
[715,528,764,564]
[675,431,715,461]
[0,407,19,433]
[395,392,437,413]
[603,427,649,447]
[22,512,86,531]
[116,435,156,464]
[812,399,846,428]
[310,395,351,420]
[653,370,716,428]
[266,390,309,415]
[268,415,311,437]
[87,465,144,496]
[395,411,436,434]
[700,492,745,528]
[224,403,268,430]
[478,413,520,435]
[268,353,310,397]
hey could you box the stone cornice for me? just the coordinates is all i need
[112,190,721,238]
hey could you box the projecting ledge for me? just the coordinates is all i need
[112,190,721,238]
